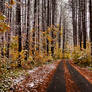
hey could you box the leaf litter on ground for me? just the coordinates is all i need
[10,60,60,92]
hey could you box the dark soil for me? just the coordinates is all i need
[47,61,66,92]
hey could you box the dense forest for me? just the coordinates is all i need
[0,0,92,91]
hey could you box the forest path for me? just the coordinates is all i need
[47,60,92,92]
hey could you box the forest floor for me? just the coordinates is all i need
[9,60,60,92]
[1,60,92,92]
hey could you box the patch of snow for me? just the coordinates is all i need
[12,62,57,91]
[49,64,55,69]
[13,76,25,84]
[39,79,43,83]
[28,67,39,73]
[87,66,92,68]
[27,82,34,88]
[28,70,34,73]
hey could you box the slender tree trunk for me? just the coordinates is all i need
[62,20,65,58]
[0,0,5,58]
[37,0,40,51]
[78,0,82,49]
[72,0,77,47]
[89,0,92,55]
[25,0,30,60]
[82,0,87,49]
[16,0,22,66]
[58,6,62,48]
[46,0,50,54]
[6,7,11,58]
[51,0,56,56]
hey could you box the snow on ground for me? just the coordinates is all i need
[13,76,25,84]
[11,61,60,92]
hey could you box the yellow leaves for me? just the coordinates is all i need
[20,50,26,59]
[12,36,18,41]
[0,13,6,21]
[5,0,15,9]
[11,51,19,61]
[47,27,51,33]
[10,0,16,5]
[64,51,71,59]
[43,55,53,63]
[56,24,60,28]
[0,13,10,32]
[35,54,43,61]
[0,22,10,32]
[10,61,18,68]
[47,35,52,42]
[60,27,63,35]
[28,56,33,61]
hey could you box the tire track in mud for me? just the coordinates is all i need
[47,61,66,92]
[47,60,92,92]
[66,61,92,92]
[64,60,80,92]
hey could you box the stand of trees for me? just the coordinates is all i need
[0,0,73,68]
[70,0,92,57]
[1,0,92,69]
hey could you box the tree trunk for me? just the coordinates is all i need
[16,0,22,66]
[89,0,92,55]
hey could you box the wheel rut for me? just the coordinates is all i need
[47,61,66,92]
[47,60,92,92]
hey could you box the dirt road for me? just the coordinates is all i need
[47,60,92,92]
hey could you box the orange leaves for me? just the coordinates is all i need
[0,22,10,32]
[0,13,10,32]
[10,0,16,5]
[47,35,52,42]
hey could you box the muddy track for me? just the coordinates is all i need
[47,60,92,92]
[66,61,92,92]
[47,62,66,92]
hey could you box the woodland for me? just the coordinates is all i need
[0,0,92,92]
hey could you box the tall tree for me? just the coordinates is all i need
[37,0,40,51]
[46,0,50,54]
[78,0,82,49]
[51,0,57,56]
[89,0,92,55]
[0,0,5,58]
[16,0,22,66]
[25,0,30,60]
[6,1,12,58]
[58,5,62,48]
[82,0,87,49]
[71,0,78,47]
